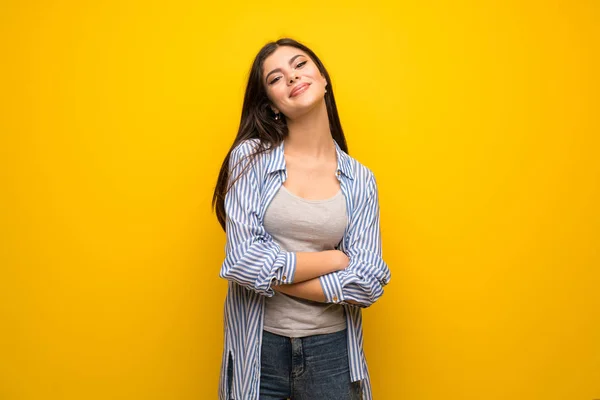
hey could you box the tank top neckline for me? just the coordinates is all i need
[279,184,343,204]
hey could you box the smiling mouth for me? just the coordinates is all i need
[290,83,310,97]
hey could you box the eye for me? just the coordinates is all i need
[296,61,307,68]
[269,76,282,85]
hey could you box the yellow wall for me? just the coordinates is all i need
[1,1,599,399]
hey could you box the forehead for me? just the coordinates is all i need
[263,46,309,72]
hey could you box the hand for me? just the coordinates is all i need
[273,284,289,294]
[333,250,350,271]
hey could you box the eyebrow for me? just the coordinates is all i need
[265,54,306,83]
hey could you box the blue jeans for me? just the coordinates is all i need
[258,329,362,400]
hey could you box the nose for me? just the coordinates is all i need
[288,75,299,84]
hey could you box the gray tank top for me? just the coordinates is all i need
[263,184,348,337]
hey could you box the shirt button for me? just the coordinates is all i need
[333,295,338,302]
[336,170,341,176]
[282,275,287,281]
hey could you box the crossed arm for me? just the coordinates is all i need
[272,251,349,303]
[274,277,364,306]
[220,143,390,308]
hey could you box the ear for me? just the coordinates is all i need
[270,106,279,114]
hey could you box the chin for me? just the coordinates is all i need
[285,97,326,119]
[297,91,326,106]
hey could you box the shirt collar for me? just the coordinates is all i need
[265,138,354,180]
[333,139,354,180]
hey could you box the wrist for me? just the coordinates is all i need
[332,250,347,271]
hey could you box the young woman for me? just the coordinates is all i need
[212,38,391,400]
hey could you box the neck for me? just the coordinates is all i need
[284,101,333,157]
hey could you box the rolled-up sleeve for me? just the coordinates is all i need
[219,142,296,296]
[319,172,391,308]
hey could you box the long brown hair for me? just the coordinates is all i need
[212,38,349,231]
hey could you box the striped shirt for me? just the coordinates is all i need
[218,137,391,400]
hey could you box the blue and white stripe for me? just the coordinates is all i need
[218,138,391,400]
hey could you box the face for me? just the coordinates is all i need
[262,46,328,120]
